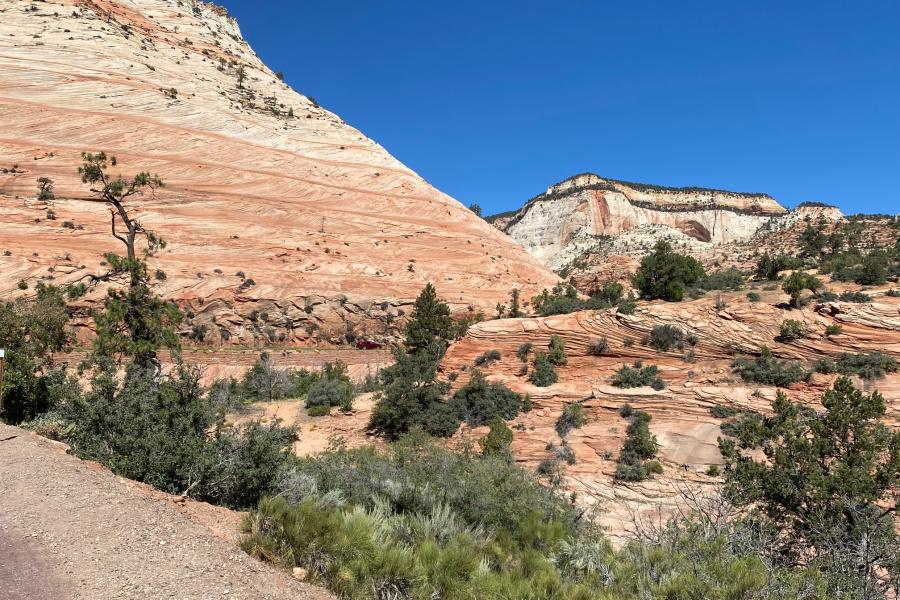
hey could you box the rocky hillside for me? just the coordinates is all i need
[0,0,557,346]
[489,173,787,271]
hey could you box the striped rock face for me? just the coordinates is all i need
[0,0,557,345]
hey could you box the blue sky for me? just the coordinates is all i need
[220,1,899,216]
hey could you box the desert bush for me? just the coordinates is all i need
[778,319,806,341]
[474,349,502,367]
[547,335,567,365]
[305,377,353,412]
[588,337,609,356]
[68,364,295,509]
[241,353,296,402]
[838,290,871,303]
[886,289,900,297]
[699,268,745,291]
[632,241,706,301]
[709,404,739,419]
[648,324,685,352]
[450,370,521,427]
[517,342,532,362]
[616,295,636,314]
[611,362,660,389]
[732,347,809,386]
[614,408,659,482]
[0,283,73,424]
[824,324,843,336]
[720,378,900,595]
[555,402,586,437]
[832,352,898,380]
[368,342,456,439]
[529,352,558,387]
[746,291,761,302]
[755,252,803,280]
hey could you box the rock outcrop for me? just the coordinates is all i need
[439,284,900,539]
[0,0,558,345]
[489,173,787,271]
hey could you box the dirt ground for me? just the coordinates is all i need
[230,393,382,457]
[0,424,333,600]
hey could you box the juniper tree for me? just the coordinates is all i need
[720,377,900,597]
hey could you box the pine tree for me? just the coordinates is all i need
[404,283,453,353]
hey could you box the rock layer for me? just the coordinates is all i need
[440,285,900,539]
[490,173,787,271]
[0,0,558,345]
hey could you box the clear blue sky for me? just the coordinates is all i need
[220,1,899,216]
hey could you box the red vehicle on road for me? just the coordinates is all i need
[356,339,382,350]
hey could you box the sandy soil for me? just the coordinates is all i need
[0,424,333,600]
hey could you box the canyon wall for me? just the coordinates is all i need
[491,173,787,271]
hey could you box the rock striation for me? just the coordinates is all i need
[489,173,787,271]
[439,284,900,539]
[0,0,558,345]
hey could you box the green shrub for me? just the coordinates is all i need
[649,324,685,352]
[307,405,330,417]
[706,464,720,476]
[838,290,871,303]
[479,416,513,457]
[700,268,745,291]
[710,404,739,419]
[305,376,353,412]
[616,296,636,314]
[778,319,806,341]
[632,241,706,301]
[474,349,502,367]
[0,283,73,424]
[813,358,836,374]
[732,347,809,386]
[887,289,900,297]
[555,402,586,437]
[450,370,521,427]
[242,352,295,401]
[547,335,567,365]
[614,409,659,482]
[522,393,533,412]
[746,291,761,302]
[517,342,532,362]
[833,352,898,380]
[68,364,295,509]
[824,324,843,336]
[755,252,802,280]
[529,352,558,387]
[611,362,660,388]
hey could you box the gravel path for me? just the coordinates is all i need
[0,424,333,600]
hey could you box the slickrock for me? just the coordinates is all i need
[440,288,900,540]
[0,0,557,345]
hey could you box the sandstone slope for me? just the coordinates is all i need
[0,0,557,346]
[489,173,787,271]
[439,284,900,539]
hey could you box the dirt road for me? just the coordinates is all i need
[0,425,333,600]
